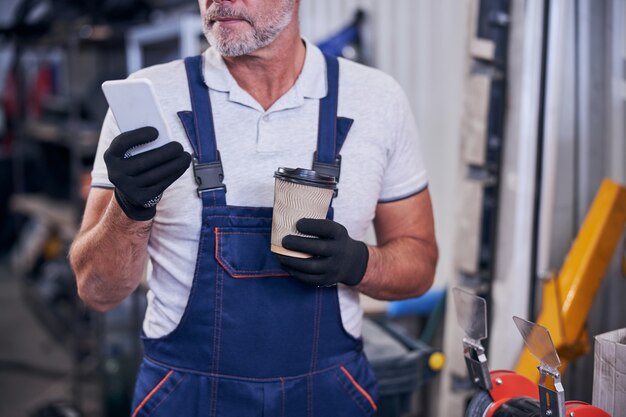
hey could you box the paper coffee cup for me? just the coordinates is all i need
[271,167,337,258]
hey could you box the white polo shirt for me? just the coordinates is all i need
[91,40,428,339]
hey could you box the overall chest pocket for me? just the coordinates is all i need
[215,227,290,278]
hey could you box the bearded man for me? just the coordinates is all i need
[70,1,438,415]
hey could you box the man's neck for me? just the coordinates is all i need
[222,24,306,111]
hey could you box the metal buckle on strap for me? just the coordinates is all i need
[313,152,342,180]
[193,152,226,196]
[312,153,341,197]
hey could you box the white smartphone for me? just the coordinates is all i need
[101,78,173,157]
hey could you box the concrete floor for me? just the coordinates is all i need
[0,260,97,417]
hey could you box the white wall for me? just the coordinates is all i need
[300,1,469,288]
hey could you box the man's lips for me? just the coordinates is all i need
[211,17,248,24]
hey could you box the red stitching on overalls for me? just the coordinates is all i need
[339,366,378,412]
[210,264,220,369]
[334,372,373,416]
[216,268,224,370]
[131,370,173,417]
[145,373,188,417]
[210,265,223,417]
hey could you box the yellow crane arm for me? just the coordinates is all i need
[515,178,626,381]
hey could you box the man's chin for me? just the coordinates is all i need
[204,32,254,56]
[214,42,258,57]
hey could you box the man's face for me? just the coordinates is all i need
[199,0,296,57]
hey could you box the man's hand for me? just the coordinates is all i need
[277,218,369,287]
[104,126,191,221]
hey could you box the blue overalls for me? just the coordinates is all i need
[130,53,379,417]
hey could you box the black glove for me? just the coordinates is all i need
[277,218,369,287]
[103,126,191,221]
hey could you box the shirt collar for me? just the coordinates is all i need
[201,46,232,93]
[295,38,327,100]
[200,38,328,107]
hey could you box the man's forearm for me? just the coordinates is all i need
[356,237,437,300]
[70,197,151,312]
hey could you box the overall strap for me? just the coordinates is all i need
[313,54,352,185]
[182,55,226,206]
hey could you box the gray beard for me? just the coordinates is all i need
[203,3,294,57]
